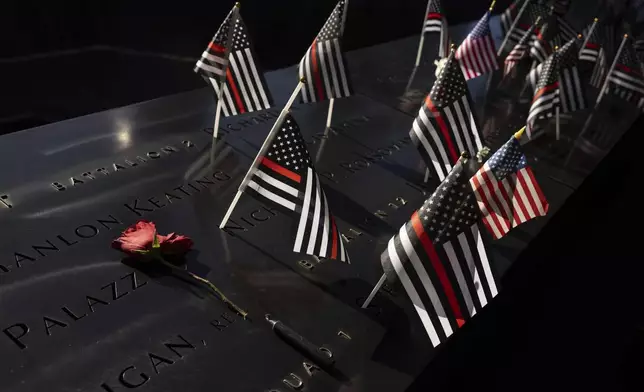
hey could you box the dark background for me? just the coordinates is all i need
[0,0,514,133]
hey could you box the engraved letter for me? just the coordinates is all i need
[51,182,66,191]
[101,281,129,301]
[43,316,68,336]
[164,335,196,358]
[149,353,174,374]
[3,323,29,350]
[282,373,303,390]
[118,366,150,388]
[123,199,154,216]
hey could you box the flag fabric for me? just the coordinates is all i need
[553,0,571,16]
[504,23,539,76]
[557,16,577,43]
[501,0,525,37]
[299,0,352,103]
[580,21,607,88]
[381,157,498,347]
[410,51,484,182]
[243,114,349,261]
[424,0,450,58]
[527,49,560,137]
[198,12,274,117]
[504,3,551,49]
[455,11,498,80]
[556,38,587,113]
[606,41,644,111]
[470,136,549,239]
[529,14,573,64]
[195,7,235,84]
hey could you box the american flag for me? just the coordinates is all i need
[580,21,606,88]
[455,11,498,80]
[501,0,525,38]
[556,38,587,113]
[504,3,550,49]
[194,7,235,84]
[244,114,349,261]
[424,0,450,58]
[606,41,644,111]
[299,0,352,103]
[504,23,539,76]
[410,51,484,182]
[197,11,274,117]
[381,157,498,347]
[527,48,560,137]
[470,136,549,240]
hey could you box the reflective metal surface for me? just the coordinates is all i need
[0,14,635,392]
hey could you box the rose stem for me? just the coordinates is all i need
[157,258,248,319]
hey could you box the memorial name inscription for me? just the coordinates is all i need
[100,312,240,391]
[3,270,147,350]
[0,170,232,275]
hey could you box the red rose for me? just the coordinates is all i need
[111,221,158,254]
[158,233,194,256]
[112,221,193,257]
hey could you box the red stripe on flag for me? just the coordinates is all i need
[261,157,301,183]
[471,170,506,239]
[616,64,640,76]
[310,40,325,101]
[226,69,246,114]
[480,170,512,231]
[330,216,338,259]
[427,12,443,19]
[208,42,226,53]
[508,176,531,223]
[411,212,465,327]
[532,83,559,104]
[493,175,516,225]
[520,168,549,216]
[585,43,600,49]
[425,97,460,163]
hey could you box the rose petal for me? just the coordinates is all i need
[159,233,194,256]
[112,220,157,254]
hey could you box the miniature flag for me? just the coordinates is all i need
[299,0,352,103]
[243,114,349,261]
[504,23,539,76]
[527,49,560,137]
[410,50,484,182]
[504,3,550,49]
[381,156,497,347]
[501,0,525,37]
[194,7,235,84]
[606,41,644,111]
[527,38,586,113]
[556,38,587,113]
[195,6,273,116]
[455,11,498,80]
[580,20,607,88]
[423,0,450,58]
[470,134,548,239]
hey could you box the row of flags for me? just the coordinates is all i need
[191,0,643,349]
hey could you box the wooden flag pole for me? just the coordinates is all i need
[361,274,387,309]
[414,0,433,67]
[212,90,225,139]
[219,78,306,229]
[579,18,598,58]
[497,0,531,57]
[326,98,335,129]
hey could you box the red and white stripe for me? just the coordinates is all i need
[470,164,548,240]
